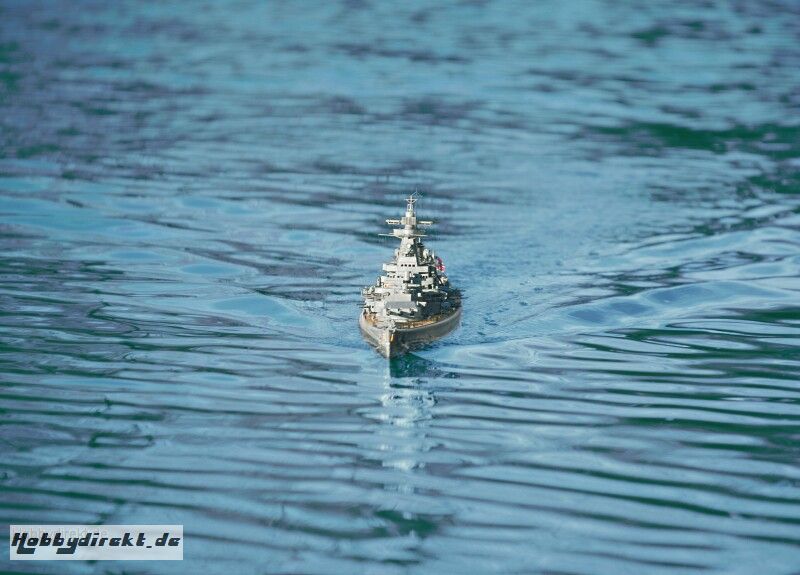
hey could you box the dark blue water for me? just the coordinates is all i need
[2,1,800,573]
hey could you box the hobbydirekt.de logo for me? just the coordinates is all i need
[9,525,183,560]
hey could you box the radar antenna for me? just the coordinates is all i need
[406,191,421,213]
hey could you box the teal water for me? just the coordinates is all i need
[2,1,800,574]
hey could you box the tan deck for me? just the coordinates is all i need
[363,308,459,330]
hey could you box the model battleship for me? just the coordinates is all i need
[360,195,461,357]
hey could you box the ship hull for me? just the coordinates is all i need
[359,307,461,358]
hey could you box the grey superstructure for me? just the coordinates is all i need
[360,195,461,357]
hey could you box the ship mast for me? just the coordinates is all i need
[382,194,433,239]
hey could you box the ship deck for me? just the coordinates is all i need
[363,307,460,331]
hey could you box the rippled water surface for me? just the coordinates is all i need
[2,1,800,573]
